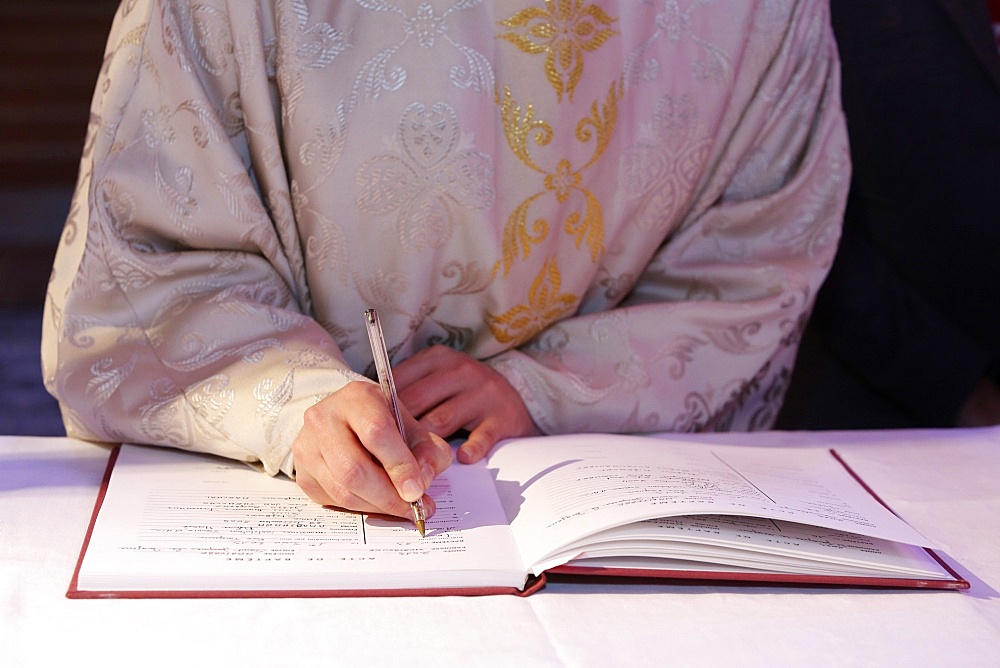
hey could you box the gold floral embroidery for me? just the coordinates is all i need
[491,4,622,347]
[495,83,620,274]
[497,0,618,103]
[497,85,553,171]
[545,159,579,202]
[487,257,578,346]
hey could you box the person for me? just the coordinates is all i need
[42,0,848,524]
[777,0,1000,430]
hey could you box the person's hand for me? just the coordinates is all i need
[393,345,541,464]
[290,380,453,520]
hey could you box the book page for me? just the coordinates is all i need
[485,434,933,574]
[77,445,524,592]
[551,515,949,579]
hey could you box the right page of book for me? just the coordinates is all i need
[486,434,939,576]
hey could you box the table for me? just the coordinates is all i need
[3,428,999,667]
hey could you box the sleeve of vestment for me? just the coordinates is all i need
[42,1,363,475]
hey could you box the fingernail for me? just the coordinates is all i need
[421,463,435,487]
[401,479,423,503]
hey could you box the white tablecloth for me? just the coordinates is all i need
[3,428,999,667]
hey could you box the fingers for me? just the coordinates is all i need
[405,422,454,488]
[456,421,501,464]
[298,464,439,521]
[290,381,452,520]
[395,346,541,462]
[393,345,461,420]
[290,343,537,524]
[293,391,413,517]
[395,346,489,436]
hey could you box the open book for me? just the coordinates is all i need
[68,434,968,598]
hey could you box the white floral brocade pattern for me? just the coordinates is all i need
[355,101,496,253]
[42,0,849,475]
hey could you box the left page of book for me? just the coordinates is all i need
[74,445,526,594]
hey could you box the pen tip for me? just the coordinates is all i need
[412,499,426,537]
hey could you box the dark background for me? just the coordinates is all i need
[0,0,121,434]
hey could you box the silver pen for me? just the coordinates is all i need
[364,308,427,537]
